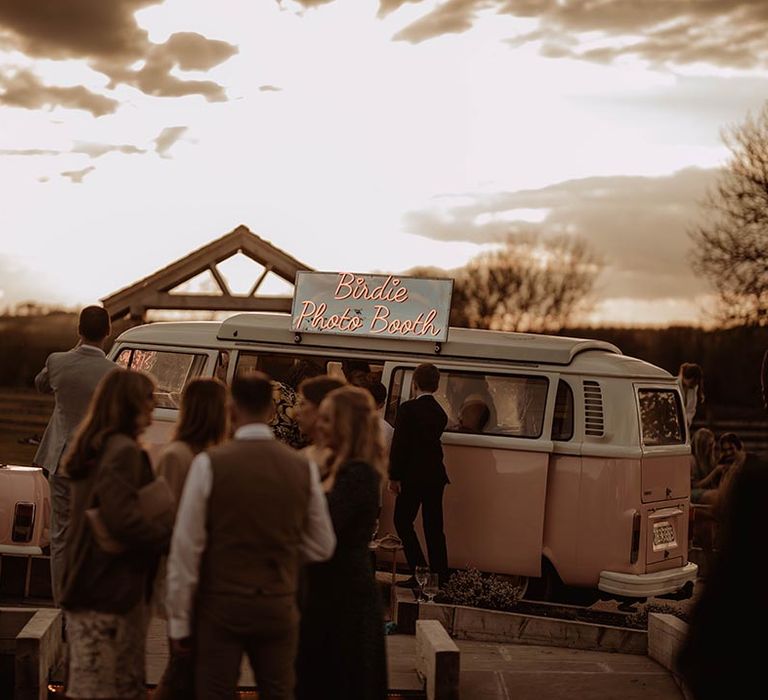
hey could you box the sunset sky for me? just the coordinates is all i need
[2,0,767,325]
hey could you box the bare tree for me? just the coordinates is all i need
[690,103,768,326]
[409,234,601,332]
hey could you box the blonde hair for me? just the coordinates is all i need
[322,385,385,485]
[62,368,155,479]
[692,427,717,478]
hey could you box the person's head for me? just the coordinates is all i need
[459,397,490,433]
[78,305,111,346]
[692,428,716,468]
[365,381,387,411]
[316,385,385,479]
[295,375,345,441]
[719,432,744,464]
[230,373,275,429]
[413,363,440,394]
[174,378,229,453]
[341,359,371,386]
[63,368,155,479]
[679,362,705,397]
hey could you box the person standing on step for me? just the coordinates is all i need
[388,363,449,586]
[34,305,114,604]
[166,373,335,700]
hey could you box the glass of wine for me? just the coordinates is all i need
[423,573,440,604]
[415,566,430,601]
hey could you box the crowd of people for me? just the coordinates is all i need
[680,362,747,517]
[31,306,450,700]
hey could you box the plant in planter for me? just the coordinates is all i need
[442,568,524,610]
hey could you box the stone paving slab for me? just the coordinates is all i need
[388,636,683,700]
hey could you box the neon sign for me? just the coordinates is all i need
[291,271,453,342]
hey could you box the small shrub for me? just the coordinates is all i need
[442,568,524,610]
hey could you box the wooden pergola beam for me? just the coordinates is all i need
[101,225,311,320]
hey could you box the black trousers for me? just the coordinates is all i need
[393,481,447,578]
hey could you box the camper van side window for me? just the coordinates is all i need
[552,379,574,441]
[114,348,207,409]
[638,388,685,446]
[235,351,384,389]
[387,367,548,438]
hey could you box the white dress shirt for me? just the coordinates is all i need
[165,423,336,639]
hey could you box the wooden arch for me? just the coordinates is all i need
[101,225,312,321]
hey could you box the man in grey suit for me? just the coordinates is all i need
[34,306,114,604]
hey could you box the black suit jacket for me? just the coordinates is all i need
[389,394,449,486]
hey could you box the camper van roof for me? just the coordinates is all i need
[117,313,622,367]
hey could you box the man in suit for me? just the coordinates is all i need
[34,305,114,604]
[166,373,335,700]
[388,363,449,585]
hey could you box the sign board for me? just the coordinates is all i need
[291,271,453,342]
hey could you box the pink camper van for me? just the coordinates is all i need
[108,311,697,600]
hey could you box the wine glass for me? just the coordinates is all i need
[423,573,440,603]
[415,566,430,601]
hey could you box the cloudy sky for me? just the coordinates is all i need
[1,0,767,324]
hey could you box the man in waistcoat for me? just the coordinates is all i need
[33,305,114,604]
[166,373,336,700]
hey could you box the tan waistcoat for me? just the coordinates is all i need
[198,438,310,599]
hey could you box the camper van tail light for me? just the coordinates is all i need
[12,502,36,543]
[630,511,641,564]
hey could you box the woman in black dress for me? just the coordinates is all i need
[297,385,387,700]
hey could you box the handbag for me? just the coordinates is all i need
[85,475,174,554]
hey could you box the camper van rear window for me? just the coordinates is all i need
[291,271,453,343]
[637,388,685,446]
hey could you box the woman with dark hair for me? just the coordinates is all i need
[294,375,345,482]
[60,368,173,700]
[296,386,387,700]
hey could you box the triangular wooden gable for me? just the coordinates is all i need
[102,225,312,321]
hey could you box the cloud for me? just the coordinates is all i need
[71,142,146,158]
[383,0,768,70]
[0,255,56,307]
[98,32,238,102]
[394,0,489,43]
[0,2,238,113]
[403,167,719,301]
[61,165,96,183]
[0,147,59,156]
[154,126,188,157]
[0,68,119,116]
[259,84,282,92]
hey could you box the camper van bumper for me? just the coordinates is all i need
[598,562,698,598]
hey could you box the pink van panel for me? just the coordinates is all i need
[378,444,548,576]
[641,455,690,503]
[568,457,644,587]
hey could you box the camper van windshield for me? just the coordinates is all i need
[115,348,207,409]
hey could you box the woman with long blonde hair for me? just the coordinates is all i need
[60,368,172,700]
[296,385,387,700]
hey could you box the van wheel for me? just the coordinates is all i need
[523,560,561,602]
